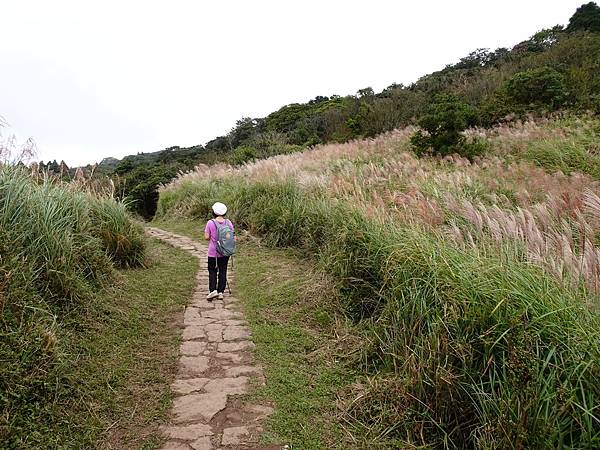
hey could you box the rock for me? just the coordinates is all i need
[205,323,224,342]
[202,309,242,320]
[190,436,212,450]
[223,326,251,341]
[222,319,247,326]
[245,404,274,418]
[217,341,255,352]
[180,341,207,356]
[161,423,213,440]
[171,377,210,395]
[179,356,209,376]
[204,376,249,395]
[215,352,244,363]
[224,366,260,377]
[173,391,227,423]
[182,326,206,341]
[184,309,214,326]
[161,441,190,450]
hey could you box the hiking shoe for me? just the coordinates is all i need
[206,290,218,300]
[218,293,224,300]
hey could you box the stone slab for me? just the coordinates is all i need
[180,341,207,356]
[183,326,206,341]
[190,437,212,450]
[224,366,261,377]
[223,326,251,341]
[161,423,213,440]
[161,441,190,450]
[215,352,244,363]
[217,341,255,352]
[205,376,249,395]
[172,377,210,395]
[173,391,227,423]
[179,356,210,376]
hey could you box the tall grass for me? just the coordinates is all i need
[0,166,146,445]
[157,173,600,447]
[161,116,600,296]
[90,198,146,268]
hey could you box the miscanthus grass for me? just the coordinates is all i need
[1,165,146,445]
[157,115,600,448]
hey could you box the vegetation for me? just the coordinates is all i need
[567,2,600,32]
[60,3,600,219]
[504,66,568,110]
[0,166,164,447]
[156,115,600,448]
[410,93,483,159]
[225,242,354,449]
[5,4,599,446]
[3,239,196,448]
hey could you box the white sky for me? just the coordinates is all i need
[0,0,584,166]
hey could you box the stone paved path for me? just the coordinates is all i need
[146,227,279,450]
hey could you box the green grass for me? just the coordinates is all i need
[3,238,198,449]
[153,219,358,448]
[156,179,600,448]
[517,117,600,179]
[235,241,355,449]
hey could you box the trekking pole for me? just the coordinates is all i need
[226,256,232,294]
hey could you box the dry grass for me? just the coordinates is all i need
[163,116,600,296]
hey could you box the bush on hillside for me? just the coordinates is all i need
[230,145,258,165]
[505,66,569,110]
[410,94,484,159]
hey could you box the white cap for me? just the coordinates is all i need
[212,202,227,215]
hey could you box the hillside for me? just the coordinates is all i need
[77,2,600,219]
[156,111,600,447]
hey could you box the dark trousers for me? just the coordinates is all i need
[208,256,229,293]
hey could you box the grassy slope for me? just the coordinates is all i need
[154,220,356,449]
[21,239,197,449]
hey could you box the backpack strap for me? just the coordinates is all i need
[211,219,220,235]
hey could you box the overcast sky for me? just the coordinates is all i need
[0,0,585,166]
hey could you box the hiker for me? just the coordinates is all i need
[204,202,236,300]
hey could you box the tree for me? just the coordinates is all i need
[47,159,59,173]
[454,48,493,69]
[228,117,258,149]
[567,2,600,33]
[410,94,481,158]
[356,87,374,98]
[505,67,568,109]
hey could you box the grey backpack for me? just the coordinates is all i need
[213,219,236,256]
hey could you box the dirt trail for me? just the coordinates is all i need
[146,227,279,450]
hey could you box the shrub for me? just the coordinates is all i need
[410,94,479,159]
[505,66,568,110]
[0,168,112,300]
[230,145,258,165]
